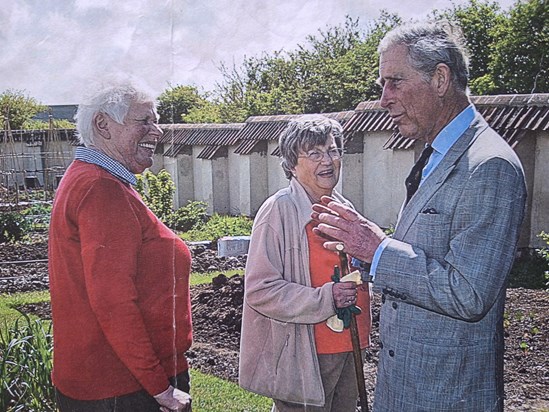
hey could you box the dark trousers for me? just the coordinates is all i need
[273,351,361,412]
[55,370,190,412]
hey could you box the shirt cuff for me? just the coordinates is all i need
[369,238,393,280]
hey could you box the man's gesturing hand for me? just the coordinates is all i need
[311,196,387,263]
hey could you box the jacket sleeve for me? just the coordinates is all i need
[374,156,526,321]
[77,178,169,396]
[244,202,336,324]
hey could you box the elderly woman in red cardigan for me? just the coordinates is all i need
[48,80,192,412]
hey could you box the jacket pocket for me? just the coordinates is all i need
[409,212,452,256]
[271,319,290,374]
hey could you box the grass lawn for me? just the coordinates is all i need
[0,290,51,326]
[190,269,243,286]
[191,369,271,411]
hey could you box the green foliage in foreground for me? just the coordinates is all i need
[0,315,55,412]
[181,213,253,243]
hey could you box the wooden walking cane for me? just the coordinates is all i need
[336,245,369,412]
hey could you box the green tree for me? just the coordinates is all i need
[0,90,46,130]
[437,0,506,94]
[157,85,218,124]
[183,99,223,124]
[213,14,399,121]
[22,119,76,130]
[171,0,545,122]
[490,0,548,94]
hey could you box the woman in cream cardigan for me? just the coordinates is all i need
[239,115,371,411]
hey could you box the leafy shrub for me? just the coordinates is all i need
[0,212,31,243]
[181,214,253,243]
[136,169,175,224]
[135,169,253,240]
[536,231,549,290]
[0,316,55,411]
[21,202,52,231]
[136,171,210,231]
[509,252,549,289]
[170,200,208,232]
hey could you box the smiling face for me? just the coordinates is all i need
[378,44,444,143]
[95,100,162,174]
[291,135,341,202]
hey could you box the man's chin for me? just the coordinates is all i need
[131,160,153,174]
[398,128,420,141]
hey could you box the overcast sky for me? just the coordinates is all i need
[0,0,517,105]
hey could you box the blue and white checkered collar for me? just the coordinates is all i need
[75,146,137,186]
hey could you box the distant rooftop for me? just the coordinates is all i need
[33,104,77,122]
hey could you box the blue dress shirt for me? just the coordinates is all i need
[368,105,476,280]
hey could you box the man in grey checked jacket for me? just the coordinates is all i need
[313,21,527,411]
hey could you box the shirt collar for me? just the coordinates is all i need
[431,105,476,156]
[75,146,137,186]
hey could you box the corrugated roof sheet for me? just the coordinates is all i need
[160,123,245,157]
[197,145,225,160]
[6,94,546,156]
[233,111,355,155]
[346,94,549,150]
[234,140,263,155]
[236,112,354,142]
[163,144,181,157]
[159,123,244,145]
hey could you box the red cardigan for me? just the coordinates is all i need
[48,160,192,400]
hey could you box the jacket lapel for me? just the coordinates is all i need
[394,114,489,239]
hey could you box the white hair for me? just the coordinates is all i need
[75,77,157,146]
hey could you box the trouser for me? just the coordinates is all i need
[55,370,190,412]
[273,351,362,412]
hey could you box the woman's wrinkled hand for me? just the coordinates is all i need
[332,281,357,309]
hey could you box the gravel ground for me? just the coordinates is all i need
[2,236,548,411]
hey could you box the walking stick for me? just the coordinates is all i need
[337,248,370,412]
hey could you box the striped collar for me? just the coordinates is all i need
[75,146,137,186]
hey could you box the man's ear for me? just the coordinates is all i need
[93,113,111,139]
[433,63,451,97]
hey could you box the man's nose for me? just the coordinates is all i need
[380,85,392,108]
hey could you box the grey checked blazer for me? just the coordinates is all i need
[372,113,527,412]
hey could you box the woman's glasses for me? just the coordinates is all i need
[299,148,344,162]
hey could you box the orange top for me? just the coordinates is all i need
[306,221,370,354]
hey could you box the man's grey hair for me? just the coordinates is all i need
[378,21,470,92]
[279,115,344,180]
[75,80,156,147]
